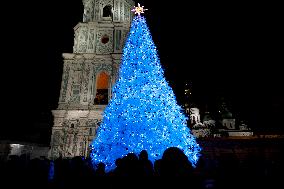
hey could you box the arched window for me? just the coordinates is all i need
[94,72,109,105]
[103,5,112,17]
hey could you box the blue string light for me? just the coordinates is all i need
[90,15,201,172]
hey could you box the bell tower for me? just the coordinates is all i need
[49,0,135,159]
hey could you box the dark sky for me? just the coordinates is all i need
[1,0,283,142]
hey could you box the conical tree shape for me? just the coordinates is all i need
[90,15,201,172]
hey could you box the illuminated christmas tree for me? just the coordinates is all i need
[90,4,201,172]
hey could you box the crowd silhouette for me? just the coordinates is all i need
[0,146,283,188]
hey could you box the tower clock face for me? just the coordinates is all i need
[101,35,109,44]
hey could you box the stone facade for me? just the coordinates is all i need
[222,118,236,130]
[49,0,134,159]
[190,108,201,125]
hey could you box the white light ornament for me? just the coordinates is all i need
[131,3,148,16]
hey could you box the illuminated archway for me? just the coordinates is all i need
[94,71,109,105]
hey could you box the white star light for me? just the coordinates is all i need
[131,3,148,16]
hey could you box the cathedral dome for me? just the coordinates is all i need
[202,111,213,122]
[221,111,233,119]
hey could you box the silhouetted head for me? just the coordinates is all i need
[161,147,193,176]
[139,150,148,160]
[162,147,189,163]
[125,152,138,161]
[97,162,105,170]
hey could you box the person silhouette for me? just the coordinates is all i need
[138,150,154,176]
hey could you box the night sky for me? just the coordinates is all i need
[1,0,283,143]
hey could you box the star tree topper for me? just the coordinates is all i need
[131,3,148,16]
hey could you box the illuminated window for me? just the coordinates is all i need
[94,72,109,105]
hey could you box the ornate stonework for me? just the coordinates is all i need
[82,0,134,23]
[49,0,134,159]
[50,110,103,158]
